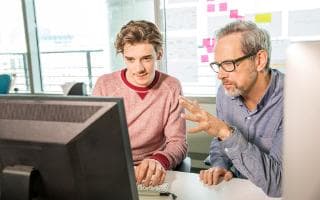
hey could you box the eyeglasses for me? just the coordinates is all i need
[209,52,257,73]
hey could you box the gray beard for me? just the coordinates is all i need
[224,87,243,97]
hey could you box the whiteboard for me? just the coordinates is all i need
[288,8,320,37]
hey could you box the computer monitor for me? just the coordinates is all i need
[284,41,320,200]
[0,95,138,200]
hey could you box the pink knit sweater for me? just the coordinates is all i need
[93,69,187,169]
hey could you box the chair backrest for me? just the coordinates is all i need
[174,156,191,172]
[62,82,87,96]
[0,74,12,94]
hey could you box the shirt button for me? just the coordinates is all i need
[246,117,251,120]
[224,148,228,152]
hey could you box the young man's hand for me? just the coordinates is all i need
[135,159,166,186]
[199,167,233,185]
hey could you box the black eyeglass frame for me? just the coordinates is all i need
[209,51,258,73]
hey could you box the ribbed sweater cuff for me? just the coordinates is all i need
[150,154,170,170]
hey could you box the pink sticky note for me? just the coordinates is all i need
[219,3,227,11]
[201,55,209,63]
[202,38,211,47]
[207,4,215,12]
[230,9,238,18]
[206,46,214,53]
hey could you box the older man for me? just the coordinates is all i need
[179,20,283,197]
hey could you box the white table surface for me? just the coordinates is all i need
[139,171,281,200]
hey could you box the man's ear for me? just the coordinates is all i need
[256,50,268,72]
[157,49,163,60]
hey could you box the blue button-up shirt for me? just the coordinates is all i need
[209,69,284,197]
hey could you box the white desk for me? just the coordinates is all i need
[140,171,281,200]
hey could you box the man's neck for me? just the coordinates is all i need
[243,70,271,111]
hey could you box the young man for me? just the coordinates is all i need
[93,20,187,186]
[179,20,283,197]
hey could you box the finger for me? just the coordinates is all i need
[179,97,199,113]
[134,166,138,181]
[187,123,210,133]
[143,161,156,186]
[224,171,233,182]
[212,168,225,185]
[137,161,149,183]
[201,170,208,184]
[199,170,204,181]
[192,99,199,107]
[205,169,214,185]
[152,171,165,186]
[151,164,164,186]
[179,95,194,105]
[159,172,166,185]
[181,112,200,122]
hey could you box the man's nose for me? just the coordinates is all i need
[134,61,145,73]
[217,68,227,80]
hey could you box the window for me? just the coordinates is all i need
[34,0,111,93]
[0,0,29,93]
[0,0,155,94]
[2,0,320,96]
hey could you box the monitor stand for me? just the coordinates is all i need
[1,165,42,200]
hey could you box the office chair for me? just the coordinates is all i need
[62,82,87,96]
[0,74,12,94]
[174,156,191,172]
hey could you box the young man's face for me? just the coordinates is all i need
[214,33,258,97]
[123,42,162,87]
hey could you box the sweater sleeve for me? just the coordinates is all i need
[153,82,187,169]
[92,77,103,96]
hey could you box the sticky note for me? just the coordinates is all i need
[230,10,238,18]
[202,38,211,47]
[219,3,227,11]
[201,55,209,62]
[206,46,214,53]
[207,4,215,12]
[236,16,245,20]
[229,10,244,19]
[255,13,272,23]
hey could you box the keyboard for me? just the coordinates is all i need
[137,182,177,199]
[137,182,169,193]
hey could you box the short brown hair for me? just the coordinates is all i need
[115,20,163,54]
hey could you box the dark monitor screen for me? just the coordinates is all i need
[0,95,138,200]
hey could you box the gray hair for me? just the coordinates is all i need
[216,20,271,69]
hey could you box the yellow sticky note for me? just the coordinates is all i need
[255,13,272,23]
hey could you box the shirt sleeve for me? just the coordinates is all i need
[220,122,283,197]
[209,87,232,169]
[209,138,232,169]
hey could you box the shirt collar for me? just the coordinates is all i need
[120,69,160,92]
[256,69,277,109]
